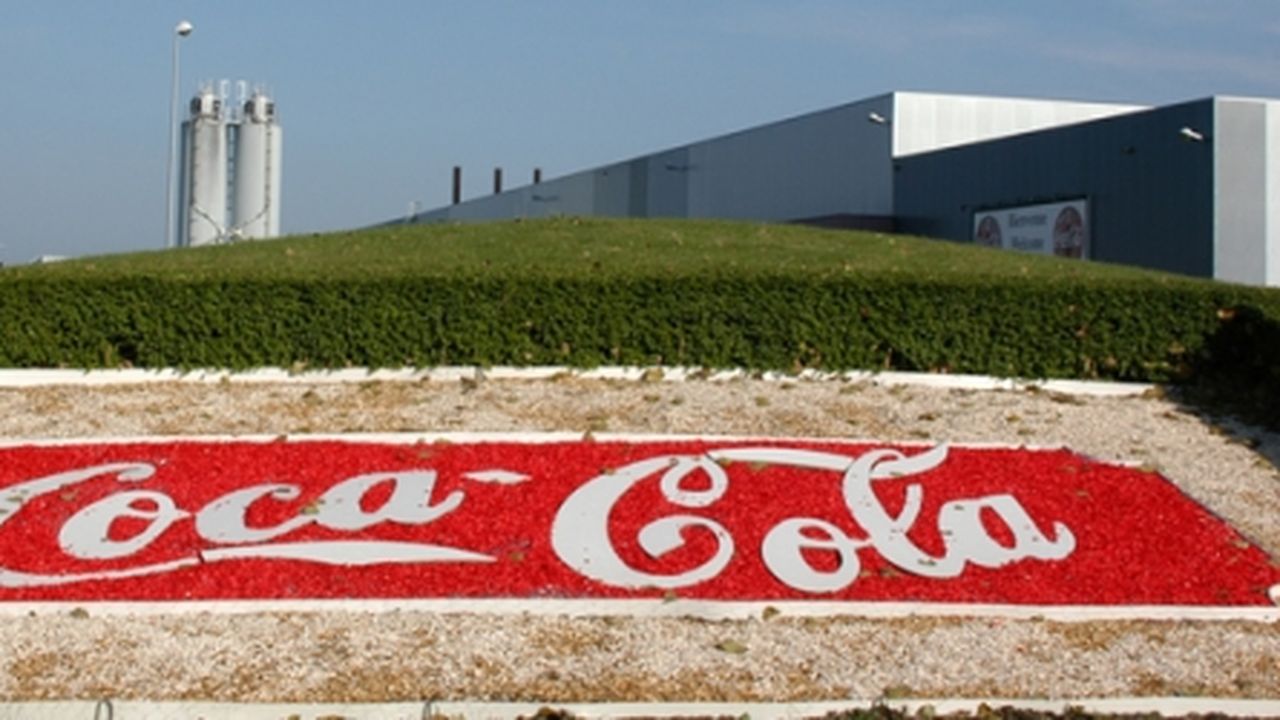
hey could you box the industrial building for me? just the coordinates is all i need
[404,91,1280,287]
[176,82,283,247]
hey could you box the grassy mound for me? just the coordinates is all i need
[5,217,1204,283]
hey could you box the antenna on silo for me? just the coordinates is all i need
[234,80,248,122]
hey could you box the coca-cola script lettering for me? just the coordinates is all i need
[0,437,1274,605]
[2,462,490,588]
[551,444,1074,591]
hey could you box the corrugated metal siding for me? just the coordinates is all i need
[405,92,1138,226]
[893,93,1146,157]
[894,100,1216,279]
[684,98,894,220]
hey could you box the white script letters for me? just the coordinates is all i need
[552,444,1076,592]
[0,463,487,588]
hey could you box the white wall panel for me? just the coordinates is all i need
[1267,101,1280,286]
[893,93,1145,157]
[1214,98,1269,286]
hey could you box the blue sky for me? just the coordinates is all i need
[1,1,1277,265]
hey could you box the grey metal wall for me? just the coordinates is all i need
[683,98,894,221]
[1214,98,1276,286]
[893,99,1217,279]
[404,92,1141,230]
[412,95,898,226]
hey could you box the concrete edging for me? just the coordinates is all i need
[2,697,1278,719]
[0,366,1156,397]
[2,598,1276,624]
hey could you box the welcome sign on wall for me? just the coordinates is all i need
[0,435,1276,607]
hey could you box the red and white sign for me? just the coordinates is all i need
[0,436,1275,606]
[973,199,1089,258]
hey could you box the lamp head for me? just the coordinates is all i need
[175,20,194,37]
[1179,126,1205,143]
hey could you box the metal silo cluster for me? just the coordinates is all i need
[176,81,283,247]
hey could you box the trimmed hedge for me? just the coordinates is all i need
[3,219,1277,426]
[2,273,1276,382]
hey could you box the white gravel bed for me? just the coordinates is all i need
[0,375,1276,704]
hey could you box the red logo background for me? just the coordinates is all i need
[0,438,1275,606]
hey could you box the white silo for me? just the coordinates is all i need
[178,86,228,247]
[231,89,283,240]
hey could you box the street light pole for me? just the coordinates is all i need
[164,20,194,249]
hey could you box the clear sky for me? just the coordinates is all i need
[1,1,1277,265]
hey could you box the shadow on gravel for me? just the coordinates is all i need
[1165,303,1280,470]
[1166,385,1280,471]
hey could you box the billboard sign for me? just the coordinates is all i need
[973,199,1089,258]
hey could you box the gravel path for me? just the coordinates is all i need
[0,375,1277,703]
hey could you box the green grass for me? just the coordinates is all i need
[3,216,1209,286]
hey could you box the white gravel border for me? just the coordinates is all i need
[0,366,1156,397]
[3,697,1278,719]
[0,429,1077,450]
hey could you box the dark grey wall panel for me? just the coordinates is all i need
[895,100,1216,279]
[590,162,632,217]
[646,149,691,218]
[627,160,648,217]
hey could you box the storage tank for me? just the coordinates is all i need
[231,89,283,239]
[179,87,228,247]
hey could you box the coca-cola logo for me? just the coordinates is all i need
[0,436,1275,605]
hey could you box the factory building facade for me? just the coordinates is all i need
[894,96,1280,287]
[405,92,1279,287]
